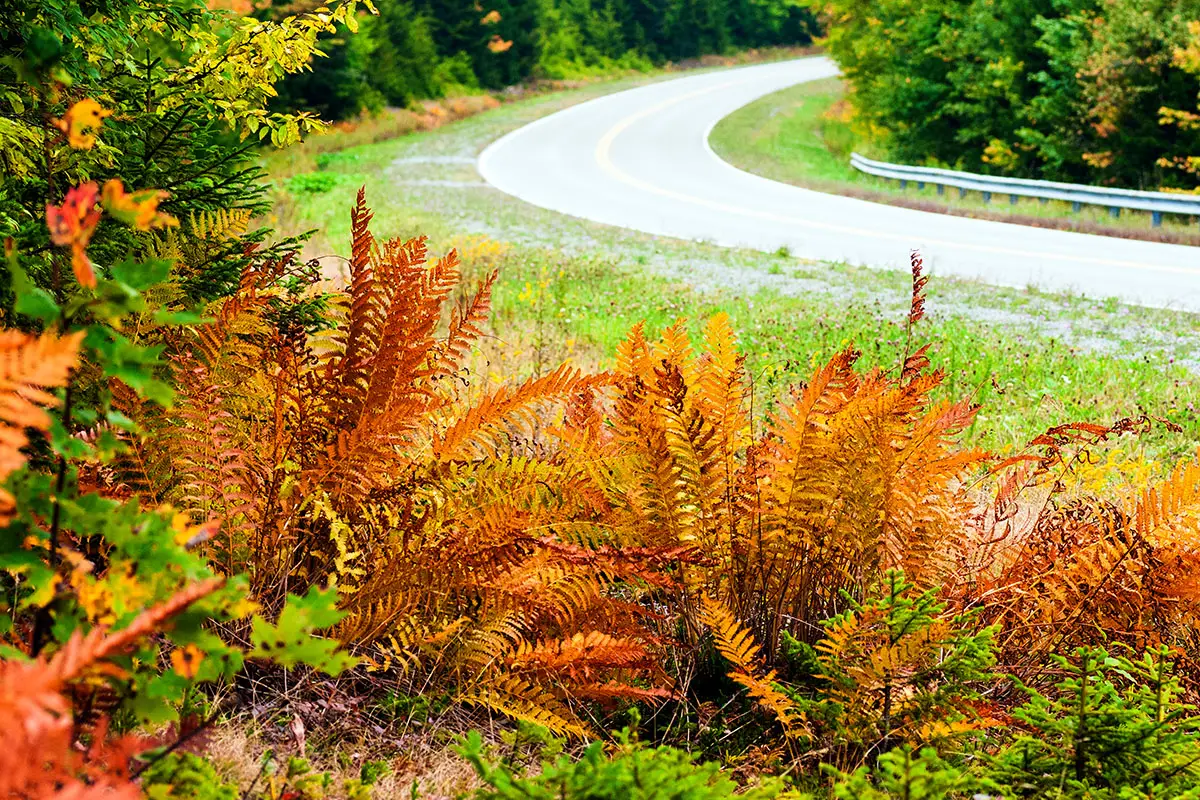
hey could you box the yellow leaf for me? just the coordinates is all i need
[53,98,111,149]
[101,179,178,231]
[171,643,206,679]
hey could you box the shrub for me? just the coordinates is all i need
[459,726,794,800]
[286,172,342,195]
[988,646,1200,798]
[0,0,368,303]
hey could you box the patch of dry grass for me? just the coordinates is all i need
[204,722,486,799]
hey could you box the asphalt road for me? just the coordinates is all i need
[478,56,1200,311]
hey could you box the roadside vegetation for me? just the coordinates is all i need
[6,1,1200,799]
[823,0,1200,191]
[268,82,1200,465]
[710,77,1200,244]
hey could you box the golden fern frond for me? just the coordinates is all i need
[188,208,251,242]
[652,319,695,385]
[1134,452,1200,543]
[615,321,654,384]
[700,595,764,669]
[338,596,416,647]
[458,675,592,739]
[699,597,806,736]
[0,329,83,475]
[694,312,749,455]
[432,364,597,461]
[434,268,496,378]
[508,632,654,680]
[571,681,675,704]
[458,615,529,673]
[327,187,381,423]
[0,330,83,522]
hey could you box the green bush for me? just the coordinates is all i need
[988,646,1200,799]
[287,172,342,195]
[141,752,239,800]
[459,727,795,800]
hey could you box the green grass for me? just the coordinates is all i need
[710,78,1200,241]
[263,75,1200,465]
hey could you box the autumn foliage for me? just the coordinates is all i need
[8,4,1200,787]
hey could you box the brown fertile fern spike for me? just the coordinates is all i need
[901,249,928,378]
[908,249,928,326]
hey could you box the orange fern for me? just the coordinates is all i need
[0,329,83,522]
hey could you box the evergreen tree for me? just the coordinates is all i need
[0,0,358,301]
[279,0,820,119]
[367,1,440,105]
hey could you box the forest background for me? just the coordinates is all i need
[268,0,821,120]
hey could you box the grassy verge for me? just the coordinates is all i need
[264,74,1200,465]
[710,77,1200,246]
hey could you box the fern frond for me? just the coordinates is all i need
[571,681,675,704]
[434,268,496,378]
[0,329,83,475]
[432,364,596,461]
[699,597,806,735]
[1134,453,1200,544]
[0,330,83,522]
[458,675,592,739]
[508,632,654,680]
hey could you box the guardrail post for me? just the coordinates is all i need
[937,184,944,196]
[1039,197,1048,204]
[900,179,907,189]
[1072,201,1081,213]
[1009,194,1018,205]
[982,191,991,203]
[959,187,966,198]
[1109,207,1120,219]
[1152,211,1163,228]
[917,181,925,190]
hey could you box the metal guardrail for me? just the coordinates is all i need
[850,152,1200,227]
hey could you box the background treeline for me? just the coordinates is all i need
[276,0,821,120]
[824,0,1200,190]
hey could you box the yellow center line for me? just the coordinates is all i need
[594,84,1200,278]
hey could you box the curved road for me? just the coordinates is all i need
[478,56,1200,311]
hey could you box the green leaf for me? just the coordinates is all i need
[249,585,356,675]
[152,308,209,326]
[85,327,174,407]
[7,259,60,324]
[110,258,172,291]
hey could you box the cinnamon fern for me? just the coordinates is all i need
[0,330,83,523]
[602,313,985,662]
[120,190,679,734]
[969,444,1200,676]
